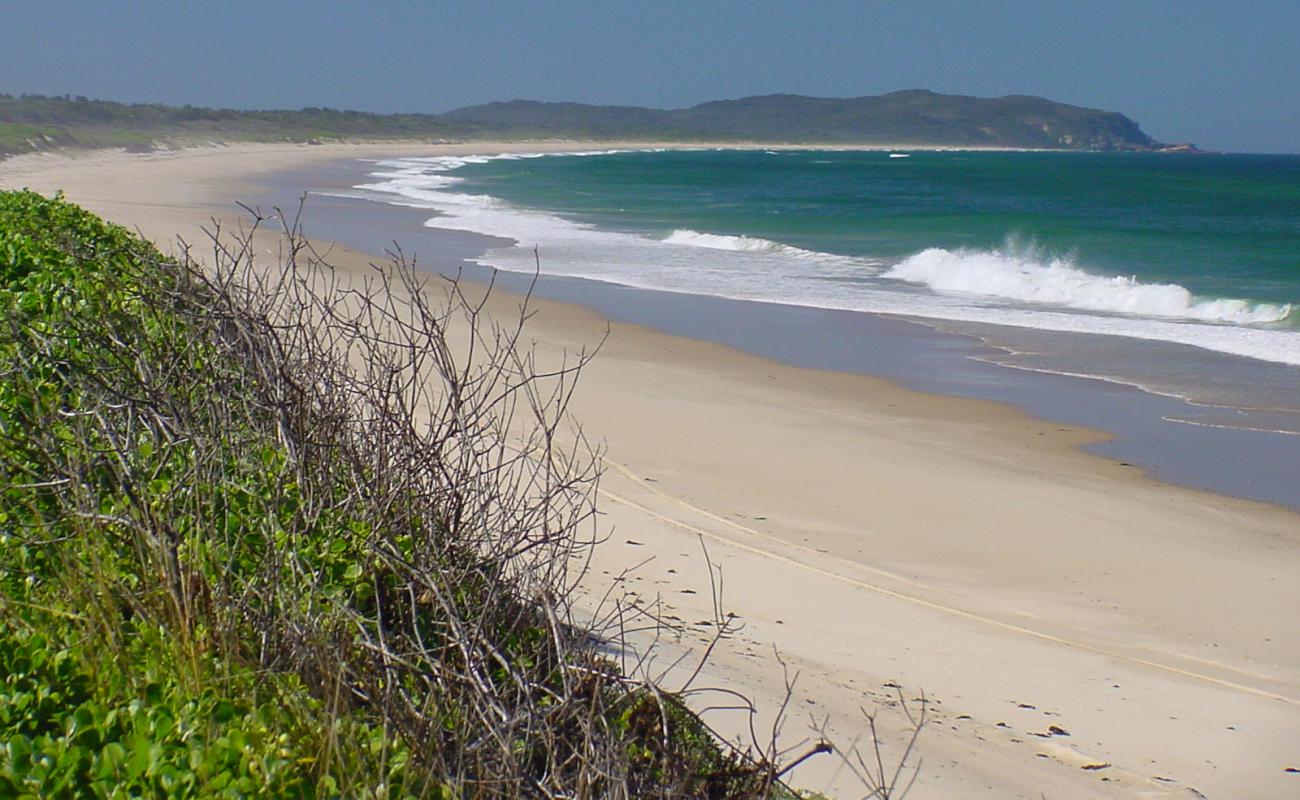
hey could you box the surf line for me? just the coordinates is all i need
[597,458,1299,708]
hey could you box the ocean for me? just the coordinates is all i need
[265,148,1300,505]
[350,149,1297,422]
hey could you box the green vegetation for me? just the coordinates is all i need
[0,191,821,797]
[0,90,1164,158]
[0,94,463,156]
[0,122,74,156]
[440,91,1162,150]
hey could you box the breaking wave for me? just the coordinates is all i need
[663,229,786,252]
[885,246,1292,324]
[662,229,836,261]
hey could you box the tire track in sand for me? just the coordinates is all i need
[597,457,1299,707]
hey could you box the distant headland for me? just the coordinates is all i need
[1,89,1180,157]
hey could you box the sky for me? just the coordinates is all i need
[2,1,1298,153]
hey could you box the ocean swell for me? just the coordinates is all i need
[884,247,1293,325]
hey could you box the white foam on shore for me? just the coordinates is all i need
[355,154,1300,367]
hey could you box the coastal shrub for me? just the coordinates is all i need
[0,190,814,797]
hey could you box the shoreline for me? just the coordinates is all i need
[4,142,1298,799]
[0,137,1088,167]
[260,154,1300,510]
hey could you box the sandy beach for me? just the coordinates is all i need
[4,142,1298,799]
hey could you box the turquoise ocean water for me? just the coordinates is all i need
[348,149,1300,431]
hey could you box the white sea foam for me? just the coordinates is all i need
[664,229,784,252]
[354,153,1300,367]
[884,246,1293,324]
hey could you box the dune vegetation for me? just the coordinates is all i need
[0,190,842,798]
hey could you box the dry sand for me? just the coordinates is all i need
[4,142,1299,799]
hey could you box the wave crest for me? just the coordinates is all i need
[884,247,1292,324]
[662,229,846,263]
[663,229,786,252]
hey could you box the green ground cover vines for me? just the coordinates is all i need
[0,191,416,797]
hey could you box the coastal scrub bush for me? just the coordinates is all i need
[0,190,818,797]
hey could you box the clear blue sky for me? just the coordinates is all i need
[2,1,1298,153]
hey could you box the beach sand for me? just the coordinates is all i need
[5,142,1298,799]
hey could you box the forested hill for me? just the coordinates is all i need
[0,90,1166,157]
[443,91,1163,150]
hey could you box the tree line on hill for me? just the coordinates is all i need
[0,89,1166,157]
